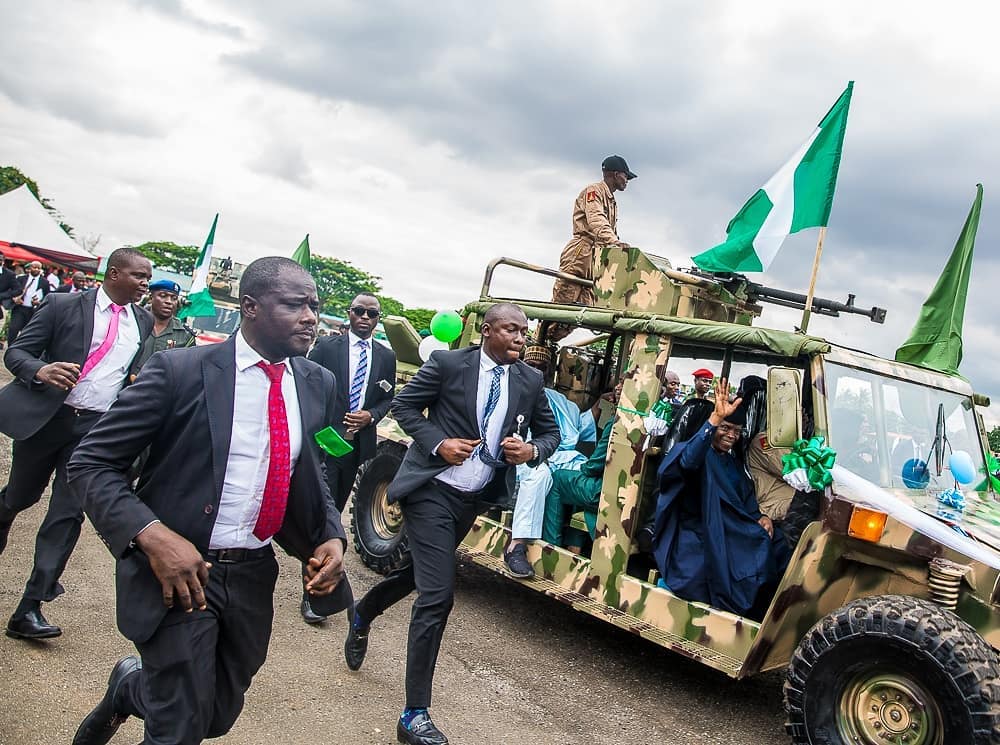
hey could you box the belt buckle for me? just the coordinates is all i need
[215,548,245,564]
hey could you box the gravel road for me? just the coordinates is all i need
[0,381,791,744]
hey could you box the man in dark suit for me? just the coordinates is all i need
[302,291,396,623]
[54,270,88,293]
[7,260,51,343]
[344,302,560,745]
[67,257,351,745]
[0,247,153,640]
[0,252,19,311]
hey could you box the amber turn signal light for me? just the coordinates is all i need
[848,506,888,543]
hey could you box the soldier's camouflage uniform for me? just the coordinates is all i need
[552,180,621,306]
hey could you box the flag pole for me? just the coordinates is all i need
[799,226,827,334]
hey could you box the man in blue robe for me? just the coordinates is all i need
[649,378,791,619]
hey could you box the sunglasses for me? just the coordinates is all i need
[350,307,380,319]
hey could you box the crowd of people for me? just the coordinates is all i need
[0,155,814,745]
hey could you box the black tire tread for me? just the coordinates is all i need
[349,441,409,575]
[784,594,1000,744]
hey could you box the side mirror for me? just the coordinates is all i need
[767,367,803,448]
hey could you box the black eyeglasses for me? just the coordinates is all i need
[350,307,380,319]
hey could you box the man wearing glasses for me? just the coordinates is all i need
[303,293,395,623]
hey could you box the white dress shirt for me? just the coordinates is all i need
[347,330,373,410]
[65,288,141,413]
[46,271,60,291]
[20,274,43,305]
[435,350,510,492]
[209,330,303,550]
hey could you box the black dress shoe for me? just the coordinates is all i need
[397,712,449,745]
[504,543,534,579]
[6,608,61,639]
[300,595,328,625]
[344,602,369,671]
[73,655,141,745]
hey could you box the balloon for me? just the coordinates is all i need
[949,450,977,485]
[430,311,463,343]
[901,458,930,489]
[418,335,449,362]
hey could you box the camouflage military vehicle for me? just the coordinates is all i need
[350,246,1000,745]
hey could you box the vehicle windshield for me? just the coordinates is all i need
[824,362,986,491]
[193,306,241,337]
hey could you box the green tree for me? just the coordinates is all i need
[0,165,75,237]
[402,307,436,333]
[132,241,201,275]
[988,426,1000,454]
[311,254,382,314]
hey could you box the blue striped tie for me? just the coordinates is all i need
[477,365,505,465]
[349,340,368,411]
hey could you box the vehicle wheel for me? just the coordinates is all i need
[784,594,1000,745]
[350,441,409,575]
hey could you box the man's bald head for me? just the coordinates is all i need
[482,302,526,328]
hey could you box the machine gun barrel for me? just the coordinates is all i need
[747,282,887,324]
[681,267,886,324]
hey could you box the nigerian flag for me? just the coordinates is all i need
[178,214,219,320]
[693,82,854,273]
[292,234,311,271]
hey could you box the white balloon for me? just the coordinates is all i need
[418,336,449,362]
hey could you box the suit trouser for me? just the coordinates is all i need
[0,405,101,603]
[356,480,482,708]
[117,552,278,745]
[6,305,34,344]
[326,447,361,513]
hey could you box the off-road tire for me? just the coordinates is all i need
[350,441,410,575]
[784,594,1000,745]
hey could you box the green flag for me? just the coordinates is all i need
[292,234,311,271]
[178,214,219,320]
[693,82,853,273]
[894,184,983,376]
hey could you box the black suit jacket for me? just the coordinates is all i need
[0,266,18,308]
[387,346,561,504]
[0,291,154,440]
[11,273,51,305]
[307,333,396,463]
[53,284,87,294]
[67,336,351,643]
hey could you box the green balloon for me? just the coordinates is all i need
[430,311,463,343]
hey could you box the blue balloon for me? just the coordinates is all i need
[901,458,930,489]
[949,450,977,485]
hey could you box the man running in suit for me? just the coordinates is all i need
[344,302,560,745]
[68,256,351,745]
[0,247,153,640]
[302,291,396,623]
[7,260,51,344]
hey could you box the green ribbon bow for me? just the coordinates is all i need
[781,436,837,491]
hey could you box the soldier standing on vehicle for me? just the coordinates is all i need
[550,155,636,308]
[343,302,560,745]
[691,368,714,399]
[129,279,196,378]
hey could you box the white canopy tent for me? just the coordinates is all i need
[0,184,97,270]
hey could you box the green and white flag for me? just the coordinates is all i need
[693,82,853,273]
[178,213,219,320]
[292,233,311,271]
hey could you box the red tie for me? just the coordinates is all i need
[253,361,291,540]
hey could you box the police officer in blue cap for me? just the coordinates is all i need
[130,279,196,377]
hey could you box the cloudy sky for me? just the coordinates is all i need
[1,0,998,412]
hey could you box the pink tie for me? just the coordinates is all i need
[252,361,291,540]
[78,304,125,381]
